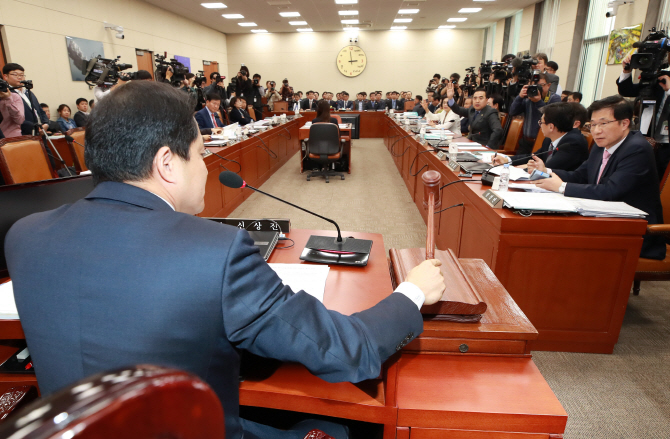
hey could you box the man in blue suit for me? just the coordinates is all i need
[533,95,666,260]
[5,81,445,439]
[337,92,353,110]
[195,92,224,133]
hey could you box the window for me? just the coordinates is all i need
[536,0,561,59]
[510,10,523,56]
[484,23,496,62]
[657,0,670,30]
[574,0,616,106]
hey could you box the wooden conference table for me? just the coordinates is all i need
[382,115,646,354]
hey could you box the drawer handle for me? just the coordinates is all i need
[459,344,469,353]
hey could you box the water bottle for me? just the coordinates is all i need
[440,126,445,139]
[236,126,242,142]
[419,125,426,142]
[499,163,510,192]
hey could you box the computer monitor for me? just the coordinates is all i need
[0,175,95,278]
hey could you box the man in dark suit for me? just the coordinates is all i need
[195,92,224,133]
[40,103,62,135]
[300,90,318,111]
[337,92,353,110]
[494,102,589,171]
[353,92,368,111]
[2,63,49,135]
[413,96,426,117]
[365,92,381,110]
[446,84,503,149]
[386,91,402,111]
[533,95,666,260]
[73,98,90,127]
[229,97,253,126]
[5,81,446,439]
[617,54,670,179]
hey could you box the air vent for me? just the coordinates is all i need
[267,0,291,4]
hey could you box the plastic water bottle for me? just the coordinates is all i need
[419,125,426,142]
[440,125,445,139]
[499,163,510,192]
[235,126,242,141]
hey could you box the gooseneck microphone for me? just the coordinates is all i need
[481,147,558,185]
[219,171,344,242]
[64,134,84,148]
[504,146,558,167]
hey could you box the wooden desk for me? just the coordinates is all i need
[298,123,353,174]
[383,115,646,354]
[269,110,389,138]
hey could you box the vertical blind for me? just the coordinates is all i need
[536,0,561,58]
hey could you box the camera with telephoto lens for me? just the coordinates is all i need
[512,55,540,96]
[193,71,207,87]
[154,54,189,86]
[83,56,133,87]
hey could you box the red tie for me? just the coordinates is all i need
[212,113,218,128]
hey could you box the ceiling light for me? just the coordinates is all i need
[394,18,412,23]
[338,10,358,15]
[390,26,407,30]
[335,0,357,4]
[297,28,313,32]
[458,8,482,13]
[251,29,268,33]
[222,14,244,18]
[201,2,227,8]
[398,9,419,14]
[238,22,257,26]
[341,19,359,24]
[447,17,468,22]
[289,21,307,25]
[279,11,301,17]
[438,25,456,29]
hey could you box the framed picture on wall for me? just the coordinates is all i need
[65,36,105,81]
[174,55,191,72]
[607,24,642,65]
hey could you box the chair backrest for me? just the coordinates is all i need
[499,113,507,128]
[0,365,225,439]
[247,105,257,121]
[331,114,343,125]
[532,128,546,153]
[0,136,55,184]
[66,128,87,172]
[308,123,340,156]
[404,100,415,111]
[502,117,524,152]
[581,129,595,151]
[273,101,288,112]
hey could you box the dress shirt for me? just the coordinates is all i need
[0,92,25,138]
[550,133,566,151]
[206,107,219,127]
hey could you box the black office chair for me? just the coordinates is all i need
[304,123,345,183]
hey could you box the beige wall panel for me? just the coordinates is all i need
[518,4,536,54]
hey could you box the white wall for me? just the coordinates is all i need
[0,0,228,117]
[226,29,485,99]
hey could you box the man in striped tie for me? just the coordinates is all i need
[195,92,224,134]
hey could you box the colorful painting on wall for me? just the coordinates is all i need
[607,24,643,65]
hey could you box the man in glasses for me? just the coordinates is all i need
[2,63,49,135]
[532,95,666,260]
[509,73,561,155]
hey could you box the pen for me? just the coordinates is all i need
[25,362,33,370]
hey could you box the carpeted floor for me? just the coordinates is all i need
[231,138,670,438]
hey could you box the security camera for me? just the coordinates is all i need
[104,22,125,39]
[115,32,124,39]
[606,0,634,18]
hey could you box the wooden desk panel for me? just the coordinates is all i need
[269,111,387,138]
[383,116,646,353]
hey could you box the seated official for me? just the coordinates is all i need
[40,103,61,135]
[533,95,666,260]
[421,98,461,137]
[312,100,339,126]
[366,92,384,111]
[488,94,504,116]
[229,96,253,126]
[570,102,588,129]
[493,102,588,172]
[337,92,353,110]
[386,91,403,111]
[74,98,90,127]
[460,96,473,135]
[300,91,318,111]
[413,96,426,117]
[290,92,301,112]
[56,104,77,132]
[353,92,367,111]
[195,92,224,134]
[445,84,503,149]
[5,81,446,439]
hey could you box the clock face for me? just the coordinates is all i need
[336,45,367,78]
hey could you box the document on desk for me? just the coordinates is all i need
[338,124,349,129]
[568,198,647,218]
[0,281,19,320]
[488,166,531,181]
[495,191,578,213]
[508,183,553,193]
[268,264,330,303]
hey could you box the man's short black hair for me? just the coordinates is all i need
[85,81,199,185]
[571,92,583,102]
[342,92,349,96]
[210,72,220,80]
[76,98,88,106]
[416,95,423,101]
[502,54,516,63]
[206,92,221,101]
[540,102,574,133]
[185,72,195,80]
[547,61,559,71]
[569,102,588,128]
[89,99,95,107]
[135,70,153,80]
[434,73,441,79]
[587,95,633,123]
[40,103,49,108]
[450,73,461,81]
[490,94,504,109]
[2,63,24,75]
[253,73,261,79]
[474,87,488,98]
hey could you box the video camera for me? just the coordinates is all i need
[512,55,541,96]
[627,28,670,96]
[0,79,33,93]
[83,56,133,87]
[154,54,189,86]
[193,70,207,87]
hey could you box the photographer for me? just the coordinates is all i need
[249,73,264,119]
[2,63,49,135]
[446,83,503,149]
[280,79,292,102]
[533,53,560,95]
[617,50,670,177]
[179,73,198,107]
[426,74,440,94]
[0,85,25,138]
[231,67,253,100]
[509,73,561,155]
[204,72,229,108]
[265,80,281,110]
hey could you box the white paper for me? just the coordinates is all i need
[488,165,531,181]
[452,142,481,147]
[639,102,655,135]
[458,146,489,151]
[338,124,348,128]
[508,182,553,193]
[0,281,19,319]
[495,191,578,212]
[569,198,647,217]
[268,264,330,303]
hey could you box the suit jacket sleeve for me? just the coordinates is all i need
[448,101,469,119]
[485,110,503,149]
[195,110,209,129]
[545,136,588,172]
[616,75,639,97]
[221,230,424,383]
[555,146,650,201]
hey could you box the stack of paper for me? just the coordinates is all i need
[488,165,531,181]
[569,198,648,218]
[0,281,19,320]
[508,183,553,193]
[268,264,330,303]
[494,191,577,213]
[338,124,349,129]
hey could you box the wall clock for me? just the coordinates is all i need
[336,45,367,77]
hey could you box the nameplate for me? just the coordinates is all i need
[482,189,504,209]
[448,160,460,171]
[436,150,447,161]
[205,218,291,233]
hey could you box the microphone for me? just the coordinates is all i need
[501,146,558,167]
[64,134,85,149]
[219,171,373,265]
[481,147,558,186]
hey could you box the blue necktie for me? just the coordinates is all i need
[474,110,480,120]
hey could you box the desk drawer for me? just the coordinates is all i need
[404,337,528,355]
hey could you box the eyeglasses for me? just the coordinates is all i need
[8,73,25,78]
[590,119,619,129]
[538,120,549,126]
[537,83,549,87]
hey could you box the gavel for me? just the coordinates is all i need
[422,170,442,260]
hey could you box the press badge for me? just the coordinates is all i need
[662,121,669,136]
